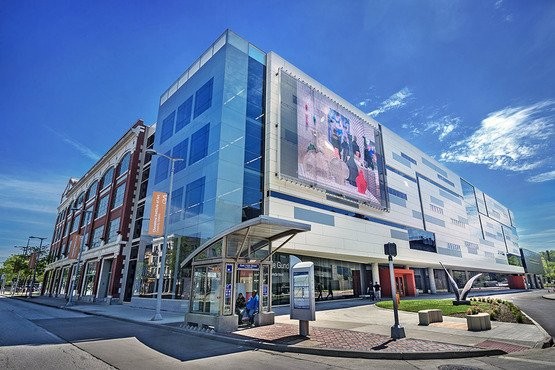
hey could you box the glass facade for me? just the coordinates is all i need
[271,252,362,305]
[136,32,267,302]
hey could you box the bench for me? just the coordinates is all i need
[418,309,443,325]
[466,313,491,331]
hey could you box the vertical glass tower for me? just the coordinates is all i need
[134,30,266,301]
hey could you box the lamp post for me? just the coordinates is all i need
[147,149,183,321]
[384,242,405,339]
[28,236,47,298]
[67,210,93,306]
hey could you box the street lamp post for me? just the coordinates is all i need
[384,242,405,340]
[147,149,183,321]
[67,210,93,306]
[28,236,47,298]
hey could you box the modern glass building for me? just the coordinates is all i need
[130,30,530,312]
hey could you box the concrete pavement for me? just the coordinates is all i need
[8,290,553,360]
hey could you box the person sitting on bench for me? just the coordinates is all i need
[245,290,259,325]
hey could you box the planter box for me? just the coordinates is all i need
[418,309,443,325]
[466,313,491,331]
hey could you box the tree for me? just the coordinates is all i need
[540,250,555,284]
[0,254,31,287]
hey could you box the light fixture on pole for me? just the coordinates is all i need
[28,236,47,298]
[146,149,183,321]
[384,242,405,339]
[67,209,93,306]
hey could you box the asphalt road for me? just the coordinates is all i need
[493,290,555,338]
[1,295,553,369]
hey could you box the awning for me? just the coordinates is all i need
[180,215,311,268]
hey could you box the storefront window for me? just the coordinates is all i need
[59,267,69,296]
[134,235,198,299]
[82,261,97,296]
[271,253,358,305]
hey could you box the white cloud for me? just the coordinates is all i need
[423,116,460,141]
[0,175,64,213]
[527,170,555,183]
[440,101,555,171]
[45,125,101,161]
[368,87,412,117]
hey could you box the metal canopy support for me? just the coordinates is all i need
[260,234,296,263]
[235,226,252,260]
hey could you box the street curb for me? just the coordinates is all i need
[7,296,533,360]
[518,308,554,349]
[165,326,507,360]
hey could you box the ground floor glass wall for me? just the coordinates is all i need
[271,253,360,305]
[133,235,198,300]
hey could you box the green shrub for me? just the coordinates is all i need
[516,314,523,323]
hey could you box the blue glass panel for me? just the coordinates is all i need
[176,97,192,132]
[170,187,183,224]
[160,111,175,144]
[154,151,170,184]
[189,124,210,165]
[193,78,213,118]
[387,187,408,200]
[185,177,205,216]
[172,138,188,173]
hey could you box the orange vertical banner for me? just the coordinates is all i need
[148,191,167,236]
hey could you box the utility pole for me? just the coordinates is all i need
[28,236,48,298]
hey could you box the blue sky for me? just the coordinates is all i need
[1,1,554,264]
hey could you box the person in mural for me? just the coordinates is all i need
[245,290,259,325]
[352,136,360,158]
[341,136,350,163]
[346,154,358,186]
[362,136,371,169]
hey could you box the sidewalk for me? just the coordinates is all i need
[11,292,553,360]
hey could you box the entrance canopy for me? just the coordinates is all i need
[181,215,311,268]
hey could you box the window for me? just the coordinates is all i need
[170,187,183,224]
[117,152,131,177]
[82,261,97,296]
[176,97,193,132]
[388,188,408,200]
[193,78,213,118]
[91,225,104,248]
[106,218,120,243]
[96,196,109,218]
[71,213,81,233]
[154,151,170,184]
[100,167,114,189]
[86,181,98,201]
[407,228,437,253]
[189,124,210,165]
[84,207,93,225]
[185,177,205,216]
[76,192,85,208]
[172,138,188,173]
[112,182,126,209]
[160,111,175,144]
